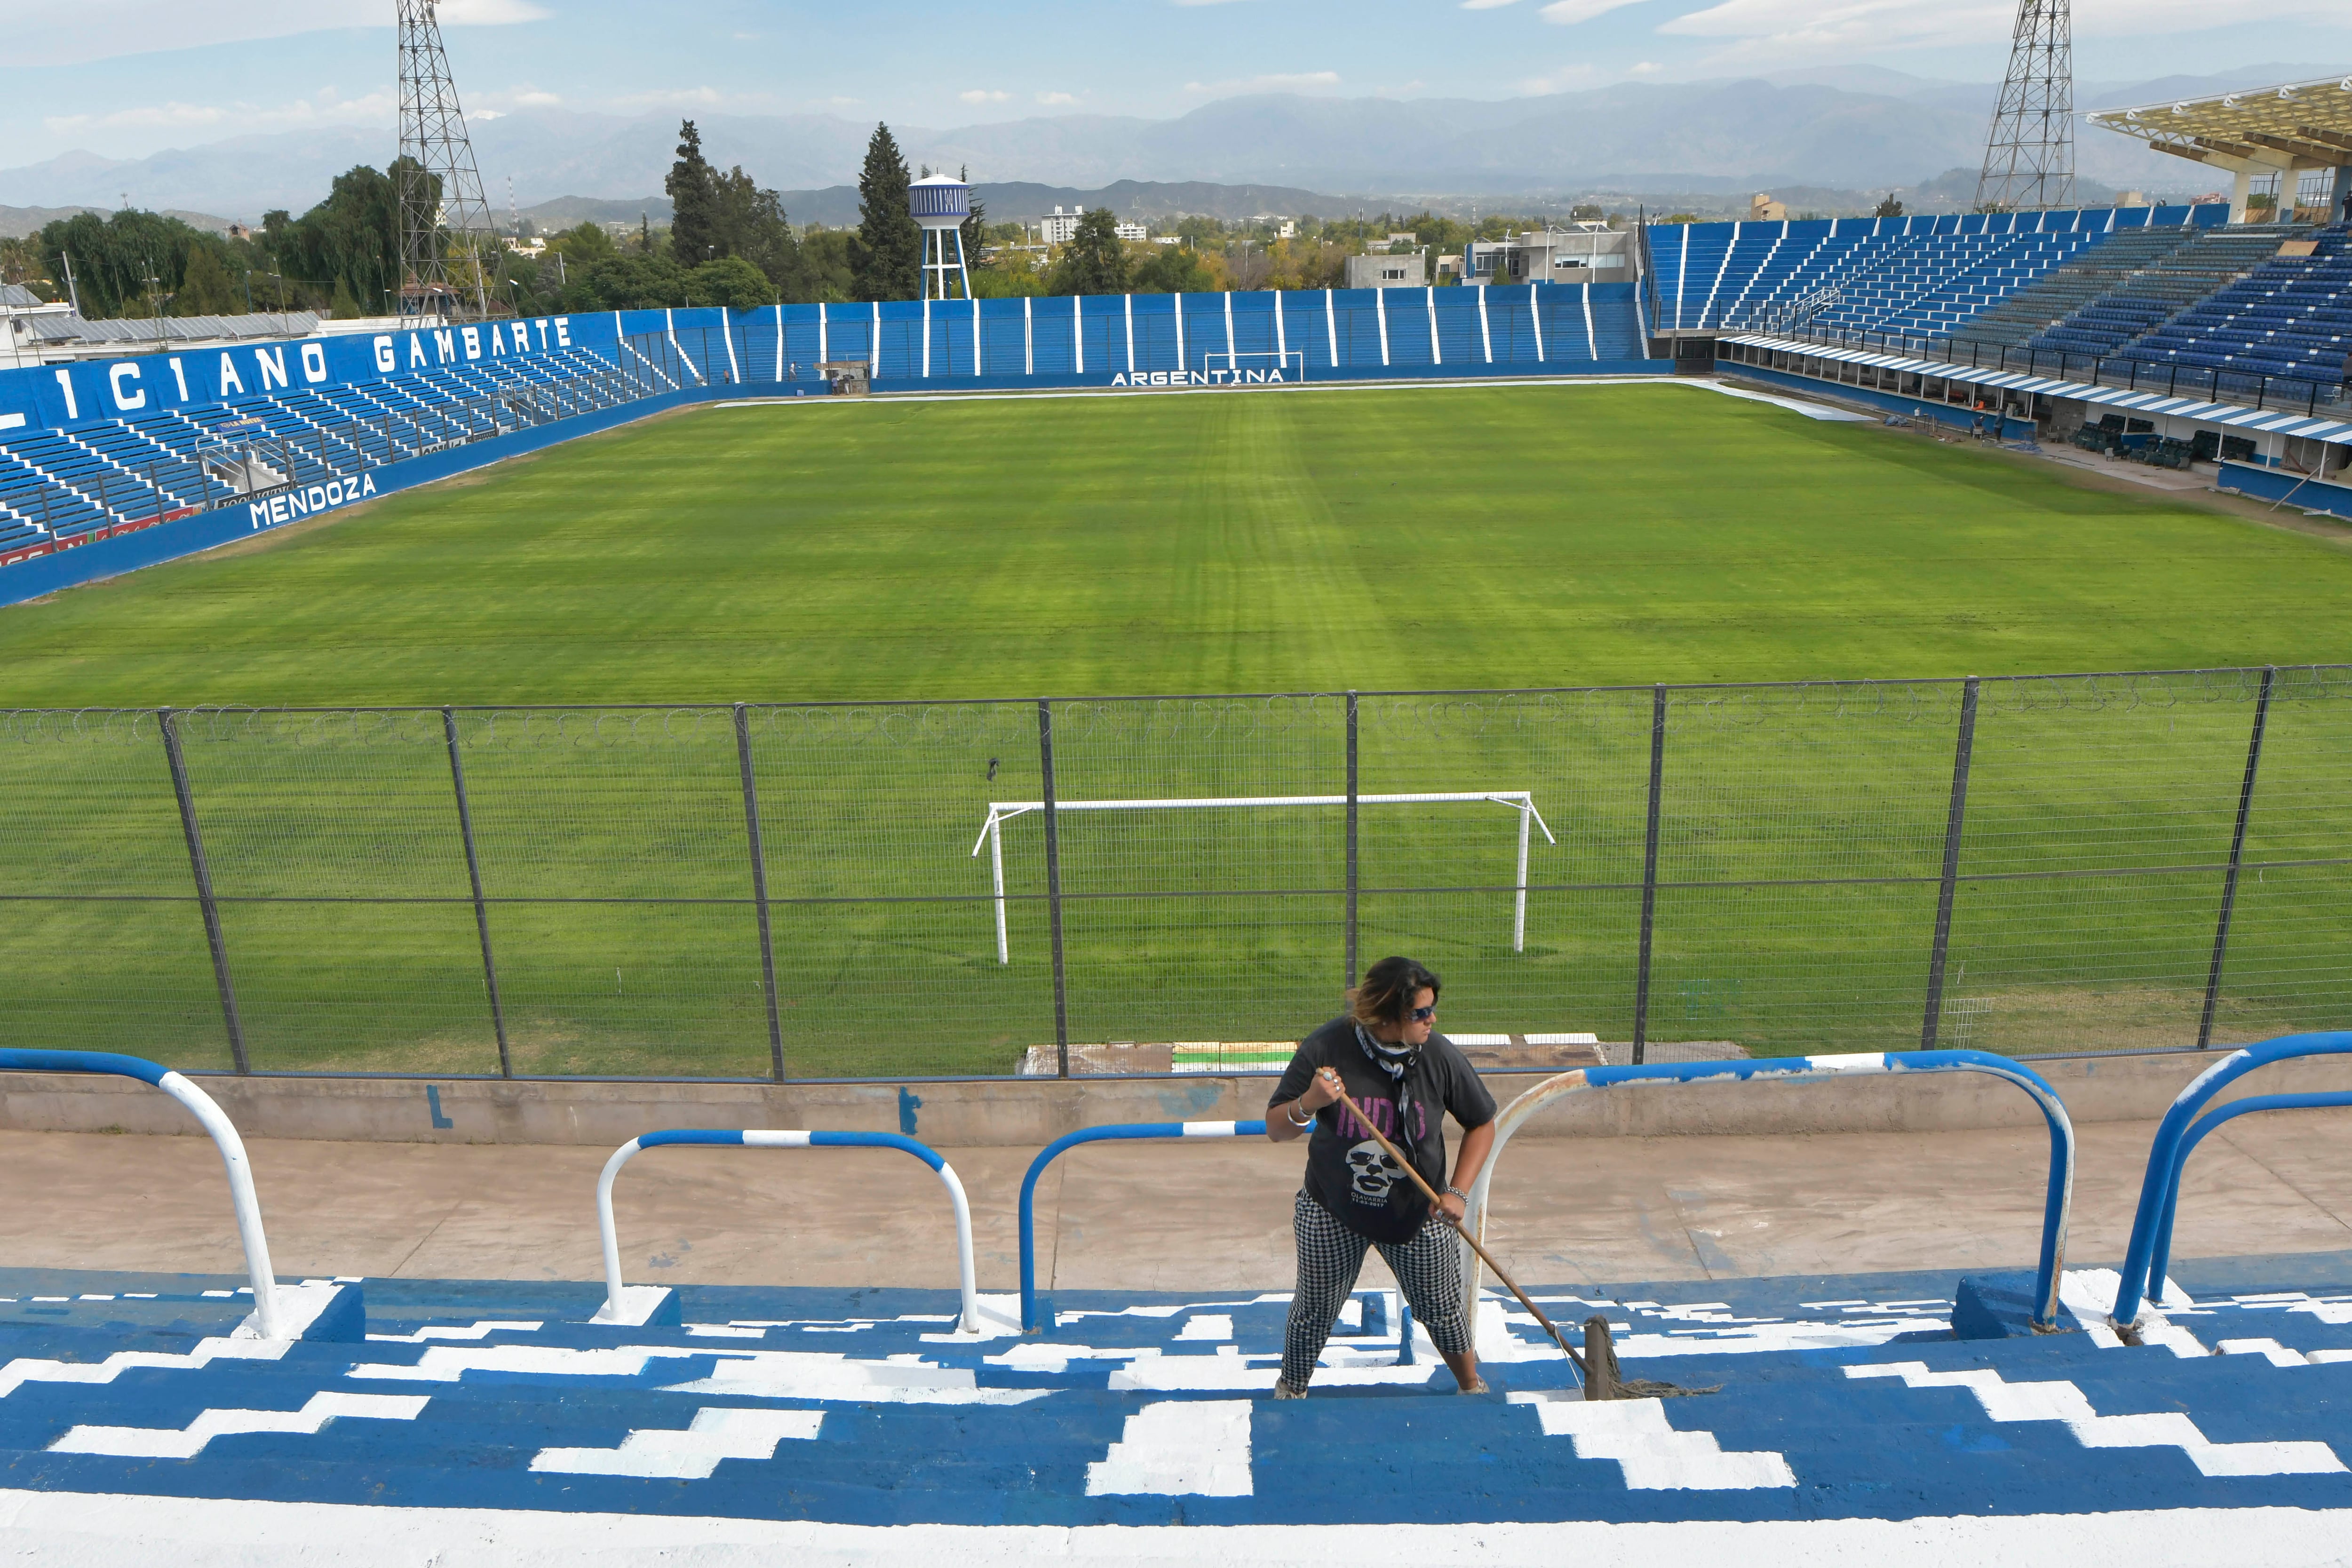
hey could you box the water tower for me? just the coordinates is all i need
[909,173,973,301]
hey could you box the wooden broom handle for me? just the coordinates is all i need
[1327,1081,1588,1375]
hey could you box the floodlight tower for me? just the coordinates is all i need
[911,173,974,301]
[1974,0,2075,211]
[396,0,499,318]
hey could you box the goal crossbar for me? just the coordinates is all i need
[970,791,1556,964]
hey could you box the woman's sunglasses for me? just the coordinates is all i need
[1409,1003,1437,1022]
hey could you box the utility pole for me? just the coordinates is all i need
[1975,0,2074,211]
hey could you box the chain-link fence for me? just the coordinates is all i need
[4,668,2346,1079]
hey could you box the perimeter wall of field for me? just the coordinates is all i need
[5,669,2345,1081]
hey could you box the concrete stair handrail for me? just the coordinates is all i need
[1465,1050,2076,1330]
[0,1049,282,1338]
[1019,1119,1268,1332]
[2114,1032,2352,1328]
[594,1128,979,1332]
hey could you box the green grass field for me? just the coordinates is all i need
[5,382,2352,707]
[5,382,2352,1080]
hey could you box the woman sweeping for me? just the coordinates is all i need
[1266,955,1497,1397]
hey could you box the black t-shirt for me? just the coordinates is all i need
[1270,1017,1498,1245]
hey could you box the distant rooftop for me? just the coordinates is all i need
[6,308,325,363]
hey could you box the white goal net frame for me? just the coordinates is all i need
[1201,350,1307,381]
[969,791,1556,964]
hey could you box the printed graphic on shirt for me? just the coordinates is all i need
[1335,1093,1426,1147]
[1344,1140,1406,1205]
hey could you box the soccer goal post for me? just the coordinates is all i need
[969,791,1556,965]
[1201,350,1306,382]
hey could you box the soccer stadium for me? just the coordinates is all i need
[5,5,2352,1562]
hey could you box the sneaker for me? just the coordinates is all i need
[1457,1376,1489,1395]
[1272,1378,1307,1400]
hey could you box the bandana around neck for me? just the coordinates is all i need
[1353,1022,1420,1138]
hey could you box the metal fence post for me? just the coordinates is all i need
[1921,677,1980,1050]
[1631,685,1666,1066]
[733,702,786,1080]
[442,707,511,1078]
[1038,699,1070,1077]
[2198,666,2277,1049]
[1343,689,1359,998]
[159,708,248,1073]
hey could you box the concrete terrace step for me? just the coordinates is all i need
[6,1260,2352,1537]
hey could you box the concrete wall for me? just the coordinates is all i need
[8,1049,2352,1149]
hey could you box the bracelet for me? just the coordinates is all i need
[1443,1186,1468,1202]
[1288,1103,1317,1128]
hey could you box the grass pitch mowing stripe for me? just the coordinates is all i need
[0,384,2349,707]
[5,385,2352,1077]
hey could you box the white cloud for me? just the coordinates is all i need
[42,88,400,139]
[512,89,562,107]
[1461,0,1521,9]
[959,89,1014,104]
[1662,0,2334,64]
[1181,71,1342,95]
[6,0,548,67]
[1036,91,1081,105]
[1540,0,1650,24]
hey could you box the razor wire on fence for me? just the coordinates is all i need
[2,667,2346,1082]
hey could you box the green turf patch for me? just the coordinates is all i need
[3,384,2349,1079]
[2,384,2349,707]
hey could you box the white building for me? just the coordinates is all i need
[1114,221,1148,243]
[1040,207,1084,245]
[1344,253,1427,289]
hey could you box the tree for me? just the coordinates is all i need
[561,253,689,310]
[957,165,986,276]
[177,243,238,315]
[667,119,722,263]
[850,123,919,302]
[684,254,776,309]
[1049,208,1129,296]
[329,276,365,318]
[711,166,801,290]
[35,209,252,319]
[796,228,857,302]
[1132,244,1211,294]
[1874,194,1906,219]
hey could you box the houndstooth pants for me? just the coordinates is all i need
[1282,1189,1472,1390]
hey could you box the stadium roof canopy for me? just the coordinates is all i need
[2086,74,2352,221]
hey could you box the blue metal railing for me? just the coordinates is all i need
[2113,1032,2352,1327]
[1019,1119,1267,1332]
[0,1049,284,1337]
[594,1127,978,1331]
[1466,1050,2077,1329]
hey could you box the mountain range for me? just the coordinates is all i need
[0,64,2326,224]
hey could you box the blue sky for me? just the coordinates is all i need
[6,0,2341,167]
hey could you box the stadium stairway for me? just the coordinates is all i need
[6,1256,2352,1536]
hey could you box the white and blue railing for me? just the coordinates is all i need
[0,1049,284,1338]
[2112,1032,2352,1328]
[594,1128,979,1332]
[1464,1050,2077,1330]
[1018,1119,1267,1332]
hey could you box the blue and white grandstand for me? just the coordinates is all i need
[1641,204,2229,339]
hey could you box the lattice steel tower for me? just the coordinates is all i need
[1974,0,2074,211]
[397,0,497,317]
